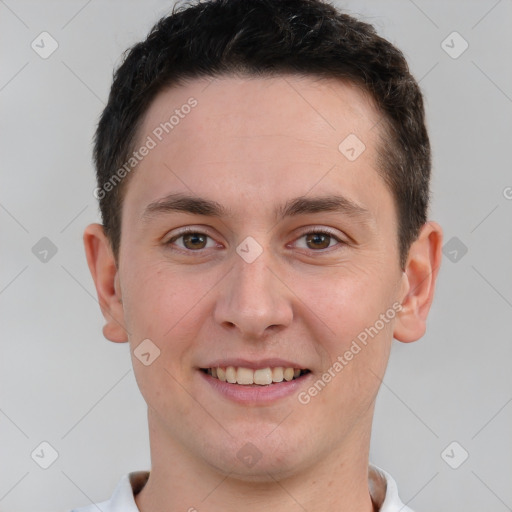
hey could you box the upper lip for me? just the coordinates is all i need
[199,358,308,370]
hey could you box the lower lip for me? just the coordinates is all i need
[199,370,312,405]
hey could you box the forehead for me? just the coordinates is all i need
[141,74,381,152]
[122,74,393,229]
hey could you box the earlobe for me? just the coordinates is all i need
[393,221,443,343]
[83,223,128,343]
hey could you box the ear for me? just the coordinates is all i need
[83,223,128,343]
[393,221,443,343]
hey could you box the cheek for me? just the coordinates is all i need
[121,262,204,339]
[294,262,389,343]
[310,309,393,422]
[122,266,201,408]
[131,353,198,434]
[294,262,395,405]
[121,262,218,401]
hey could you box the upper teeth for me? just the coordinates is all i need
[207,366,303,385]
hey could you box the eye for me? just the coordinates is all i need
[166,228,218,251]
[293,228,345,251]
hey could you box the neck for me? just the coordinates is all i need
[135,411,376,512]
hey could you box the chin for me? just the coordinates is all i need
[201,434,311,482]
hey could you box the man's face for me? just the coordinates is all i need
[116,75,407,477]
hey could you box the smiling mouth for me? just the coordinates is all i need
[200,366,310,386]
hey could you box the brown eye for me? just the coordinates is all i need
[305,232,332,250]
[293,228,345,252]
[167,230,216,252]
[181,232,208,250]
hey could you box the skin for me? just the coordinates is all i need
[84,74,443,512]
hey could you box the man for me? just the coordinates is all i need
[78,0,443,510]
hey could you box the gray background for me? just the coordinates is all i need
[1,0,511,510]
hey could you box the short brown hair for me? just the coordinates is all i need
[94,0,431,270]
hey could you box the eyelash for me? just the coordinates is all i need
[165,226,346,255]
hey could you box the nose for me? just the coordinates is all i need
[213,249,293,339]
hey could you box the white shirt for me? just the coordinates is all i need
[70,464,413,512]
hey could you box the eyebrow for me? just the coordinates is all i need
[141,192,372,224]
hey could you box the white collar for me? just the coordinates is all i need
[71,464,413,512]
